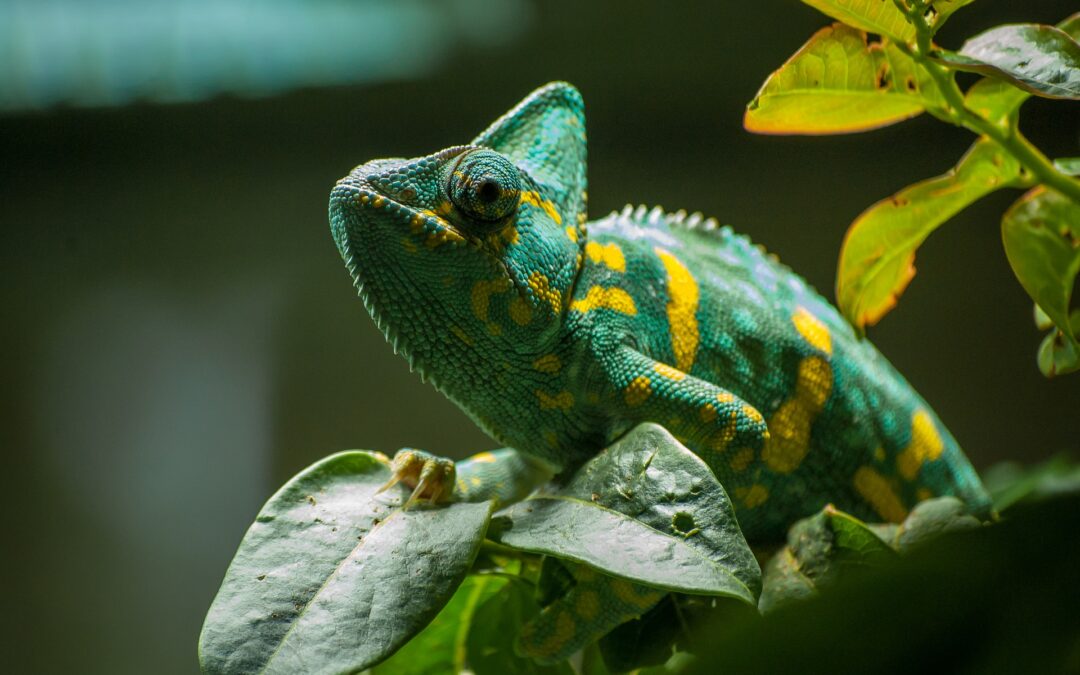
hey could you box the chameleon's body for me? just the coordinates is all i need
[329,82,990,661]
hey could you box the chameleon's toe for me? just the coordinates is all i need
[517,563,665,664]
[380,449,457,507]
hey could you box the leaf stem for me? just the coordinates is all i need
[895,0,1080,205]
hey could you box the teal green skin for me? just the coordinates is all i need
[329,82,992,662]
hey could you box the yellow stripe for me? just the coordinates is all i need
[654,248,700,372]
[570,285,637,315]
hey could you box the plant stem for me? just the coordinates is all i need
[896,0,1080,205]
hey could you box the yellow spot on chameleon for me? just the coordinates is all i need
[585,241,626,272]
[575,590,600,621]
[624,376,652,406]
[761,356,833,474]
[401,237,417,254]
[896,409,945,480]
[853,466,908,523]
[707,410,739,452]
[729,447,755,472]
[742,404,765,426]
[519,190,563,224]
[654,248,700,372]
[716,391,735,405]
[533,354,563,373]
[528,272,564,314]
[700,403,717,423]
[565,226,578,242]
[653,362,686,381]
[471,451,497,464]
[537,390,575,411]
[527,610,576,658]
[792,306,833,355]
[611,580,662,608]
[450,326,474,346]
[917,487,934,502]
[487,322,503,336]
[735,484,769,508]
[570,285,637,315]
[509,295,533,326]
[470,476,482,488]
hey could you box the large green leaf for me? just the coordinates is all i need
[837,138,1022,329]
[745,24,936,135]
[1002,186,1080,376]
[759,504,894,612]
[372,575,506,675]
[199,451,493,675]
[490,423,760,602]
[935,23,1080,99]
[798,0,914,42]
[963,13,1080,123]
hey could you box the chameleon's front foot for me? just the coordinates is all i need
[379,449,456,507]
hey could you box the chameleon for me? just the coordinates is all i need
[328,82,992,663]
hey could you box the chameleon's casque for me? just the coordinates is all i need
[329,82,991,659]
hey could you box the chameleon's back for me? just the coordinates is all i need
[585,206,992,539]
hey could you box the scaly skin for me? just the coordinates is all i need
[328,82,991,662]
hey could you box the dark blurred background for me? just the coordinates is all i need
[2,0,1076,672]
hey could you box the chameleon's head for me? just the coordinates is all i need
[329,82,588,376]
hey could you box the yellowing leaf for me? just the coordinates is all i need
[799,0,915,42]
[837,139,1022,329]
[745,24,937,135]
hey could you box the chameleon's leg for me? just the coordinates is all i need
[382,447,553,508]
[599,346,770,467]
[454,447,555,507]
[379,449,457,506]
[519,562,664,664]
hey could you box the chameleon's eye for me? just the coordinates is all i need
[448,149,520,226]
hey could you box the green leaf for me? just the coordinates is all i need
[373,575,506,675]
[1038,320,1080,377]
[887,497,981,552]
[745,24,936,135]
[963,13,1080,124]
[199,451,493,675]
[466,580,575,675]
[983,455,1080,512]
[490,423,760,603]
[798,0,915,42]
[1053,157,1080,176]
[758,504,895,612]
[1002,186,1080,376]
[934,24,1080,99]
[837,138,1021,329]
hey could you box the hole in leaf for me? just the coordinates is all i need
[672,512,696,535]
[904,76,917,92]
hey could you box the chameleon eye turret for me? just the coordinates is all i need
[446,148,520,226]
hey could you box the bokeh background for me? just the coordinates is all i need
[2,0,1077,672]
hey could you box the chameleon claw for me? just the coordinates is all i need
[384,449,457,508]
